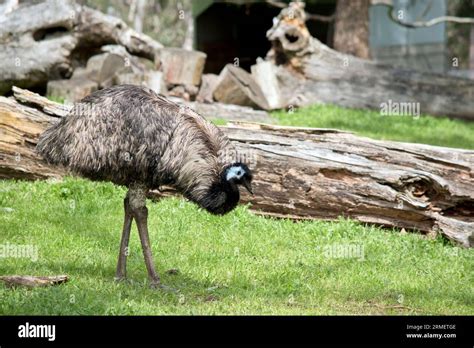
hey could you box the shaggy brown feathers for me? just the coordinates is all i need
[37,84,243,214]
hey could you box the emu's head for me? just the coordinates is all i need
[224,162,253,195]
[194,162,253,216]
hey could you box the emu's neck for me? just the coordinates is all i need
[188,175,240,215]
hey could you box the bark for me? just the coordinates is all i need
[0,89,67,180]
[265,2,474,120]
[0,0,162,94]
[1,87,473,247]
[333,0,370,59]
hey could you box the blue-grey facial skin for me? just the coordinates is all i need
[226,165,245,181]
[225,163,253,195]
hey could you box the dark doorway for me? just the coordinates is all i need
[196,1,336,74]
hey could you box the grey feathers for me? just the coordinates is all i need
[36,84,246,213]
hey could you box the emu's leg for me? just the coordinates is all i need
[115,195,132,282]
[128,184,161,288]
[135,206,161,288]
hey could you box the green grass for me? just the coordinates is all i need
[46,95,65,104]
[210,118,229,126]
[272,104,474,149]
[1,178,472,315]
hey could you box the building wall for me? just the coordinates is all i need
[369,0,447,73]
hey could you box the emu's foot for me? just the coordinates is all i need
[149,280,177,293]
[114,276,127,283]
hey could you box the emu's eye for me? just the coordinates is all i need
[237,171,242,176]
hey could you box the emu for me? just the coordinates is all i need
[36,84,253,289]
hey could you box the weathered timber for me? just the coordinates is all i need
[0,93,67,180]
[265,1,474,120]
[196,74,219,103]
[176,99,274,124]
[0,0,162,94]
[251,58,284,109]
[156,48,207,86]
[85,53,126,87]
[1,88,473,247]
[213,64,270,110]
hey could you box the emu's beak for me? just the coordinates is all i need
[242,179,253,195]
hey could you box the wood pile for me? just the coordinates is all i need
[2,0,473,120]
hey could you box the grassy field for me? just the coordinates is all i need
[272,104,474,149]
[1,178,473,315]
[1,104,473,315]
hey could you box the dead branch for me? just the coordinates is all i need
[0,275,68,288]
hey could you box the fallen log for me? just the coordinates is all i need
[0,88,473,247]
[265,1,474,121]
[0,0,162,94]
[178,99,274,124]
[0,90,67,180]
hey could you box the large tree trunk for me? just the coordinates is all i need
[265,2,474,121]
[131,0,147,33]
[1,88,473,247]
[181,1,195,51]
[0,0,162,95]
[333,0,370,59]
